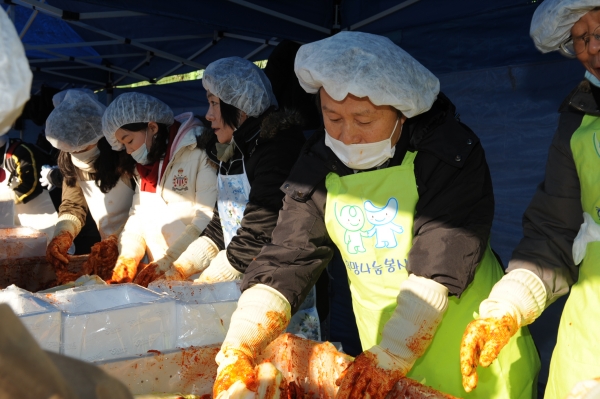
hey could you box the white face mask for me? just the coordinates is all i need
[325,118,400,170]
[70,145,100,171]
[131,129,150,165]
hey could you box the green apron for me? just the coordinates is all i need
[324,151,539,398]
[545,115,600,399]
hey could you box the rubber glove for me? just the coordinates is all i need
[39,165,57,191]
[336,274,448,399]
[566,377,600,399]
[109,231,146,284]
[213,284,291,399]
[134,235,219,287]
[46,215,80,270]
[460,269,546,392]
[194,249,244,284]
[83,235,120,281]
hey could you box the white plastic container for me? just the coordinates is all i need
[0,227,46,260]
[0,285,61,351]
[149,281,241,347]
[41,283,177,362]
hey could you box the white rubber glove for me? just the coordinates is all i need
[133,231,217,287]
[336,274,448,399]
[164,224,203,264]
[110,231,147,284]
[573,212,600,265]
[478,268,547,325]
[168,236,220,280]
[214,284,291,399]
[39,165,57,191]
[46,215,81,269]
[461,268,547,392]
[194,250,244,284]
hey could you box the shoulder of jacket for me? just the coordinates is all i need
[408,93,479,168]
[560,80,600,116]
[260,108,305,140]
[281,130,340,202]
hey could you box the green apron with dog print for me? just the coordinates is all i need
[324,150,539,398]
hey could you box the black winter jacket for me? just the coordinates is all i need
[201,109,306,271]
[1,139,50,204]
[242,93,496,313]
[507,80,600,304]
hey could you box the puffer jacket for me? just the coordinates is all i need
[120,114,218,260]
[242,93,496,313]
[506,79,600,305]
[200,108,306,271]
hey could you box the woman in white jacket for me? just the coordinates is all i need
[45,89,135,283]
[102,93,217,283]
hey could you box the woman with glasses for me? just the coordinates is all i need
[460,2,600,398]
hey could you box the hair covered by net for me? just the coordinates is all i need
[52,88,97,108]
[45,90,107,153]
[0,7,33,136]
[102,92,174,151]
[530,0,599,53]
[294,31,439,118]
[202,56,278,117]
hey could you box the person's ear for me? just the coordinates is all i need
[147,121,159,135]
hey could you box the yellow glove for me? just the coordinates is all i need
[336,274,448,399]
[194,250,244,284]
[460,269,546,392]
[213,284,291,399]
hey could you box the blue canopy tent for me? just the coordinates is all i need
[3,0,586,395]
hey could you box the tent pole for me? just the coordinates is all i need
[19,0,45,39]
[227,0,330,34]
[35,48,152,82]
[155,37,218,81]
[106,73,113,105]
[347,0,421,31]
[113,52,154,86]
[243,37,277,60]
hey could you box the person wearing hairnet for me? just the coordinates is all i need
[460,2,600,398]
[0,8,133,399]
[102,92,217,283]
[0,6,58,236]
[131,57,319,338]
[44,89,135,283]
[211,32,539,399]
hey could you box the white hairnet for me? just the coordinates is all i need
[530,0,599,53]
[202,56,278,117]
[45,90,107,153]
[0,8,33,136]
[102,92,174,151]
[294,31,439,118]
[52,88,96,108]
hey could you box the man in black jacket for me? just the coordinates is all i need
[212,32,539,399]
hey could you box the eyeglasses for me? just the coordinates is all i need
[560,25,600,58]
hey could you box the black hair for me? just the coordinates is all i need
[119,122,170,164]
[219,100,244,130]
[58,137,135,194]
